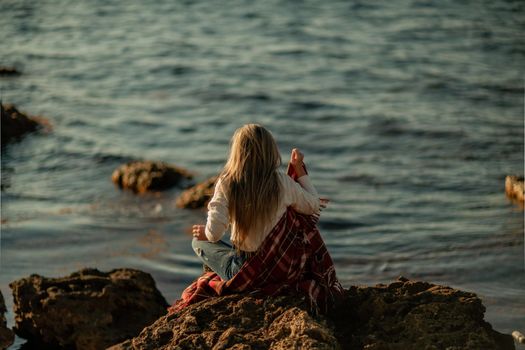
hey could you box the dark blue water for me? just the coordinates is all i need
[1,0,524,347]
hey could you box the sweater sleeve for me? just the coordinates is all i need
[283,173,321,215]
[205,178,230,242]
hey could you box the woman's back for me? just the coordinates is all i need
[205,169,321,252]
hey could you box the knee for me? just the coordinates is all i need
[191,237,203,255]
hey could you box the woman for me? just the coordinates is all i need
[191,124,321,280]
[170,124,343,314]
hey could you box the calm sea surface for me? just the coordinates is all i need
[1,0,524,347]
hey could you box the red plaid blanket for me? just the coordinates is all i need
[168,164,345,314]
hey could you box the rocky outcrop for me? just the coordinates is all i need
[176,176,217,209]
[112,161,193,193]
[0,66,21,76]
[8,271,513,350]
[108,294,338,350]
[505,175,524,208]
[333,277,514,350]
[109,277,514,350]
[0,290,14,350]
[1,103,41,145]
[10,268,168,350]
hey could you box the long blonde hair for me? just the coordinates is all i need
[220,124,282,250]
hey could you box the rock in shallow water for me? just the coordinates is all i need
[1,103,41,146]
[0,290,14,350]
[9,268,168,350]
[176,176,217,209]
[0,66,21,76]
[111,161,193,193]
[110,277,514,350]
[505,175,524,208]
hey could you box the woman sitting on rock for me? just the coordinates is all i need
[170,124,344,314]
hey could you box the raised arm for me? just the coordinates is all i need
[286,148,321,214]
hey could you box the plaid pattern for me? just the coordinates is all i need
[168,164,345,314]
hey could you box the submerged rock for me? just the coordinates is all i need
[0,290,14,350]
[505,175,524,208]
[110,277,514,350]
[0,66,21,76]
[176,176,217,209]
[10,268,168,350]
[108,294,338,350]
[1,103,41,146]
[112,161,193,193]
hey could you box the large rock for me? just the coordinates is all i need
[10,268,169,350]
[332,277,514,350]
[112,161,193,193]
[176,176,217,209]
[110,277,514,350]
[0,290,14,350]
[108,294,338,350]
[1,103,40,145]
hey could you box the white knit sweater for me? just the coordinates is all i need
[205,171,320,252]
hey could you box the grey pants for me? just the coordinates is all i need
[191,238,247,280]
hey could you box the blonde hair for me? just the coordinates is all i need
[220,124,282,250]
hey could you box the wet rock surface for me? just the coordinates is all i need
[0,290,14,350]
[176,176,218,209]
[108,294,338,350]
[1,103,40,146]
[109,277,514,350]
[10,268,168,350]
[111,161,193,193]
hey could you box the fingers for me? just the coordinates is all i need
[192,225,204,238]
[290,148,304,164]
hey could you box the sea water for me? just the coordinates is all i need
[1,0,524,347]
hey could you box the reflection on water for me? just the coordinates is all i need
[1,0,524,347]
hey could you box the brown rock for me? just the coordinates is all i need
[110,278,514,350]
[505,175,524,208]
[111,161,193,193]
[1,103,40,145]
[10,268,168,350]
[176,176,218,209]
[108,294,339,350]
[0,66,21,76]
[331,277,515,350]
[0,290,15,350]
